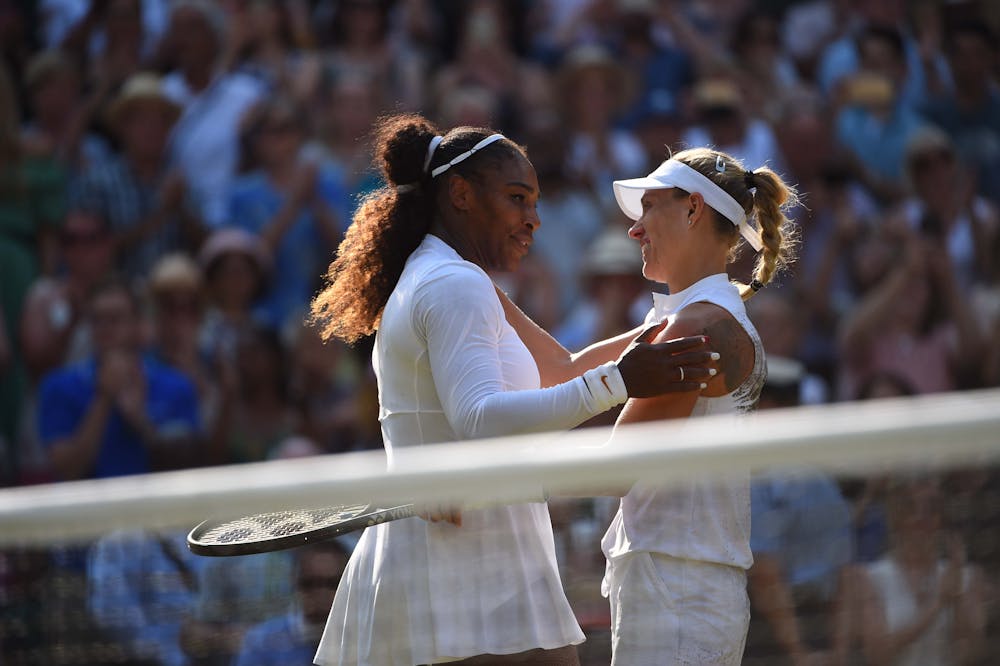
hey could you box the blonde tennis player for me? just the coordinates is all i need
[309,114,718,666]
[595,148,799,664]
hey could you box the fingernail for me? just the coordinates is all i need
[711,352,721,360]
[709,368,717,376]
[700,382,708,389]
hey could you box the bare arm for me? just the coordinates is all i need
[495,284,642,386]
[748,556,811,665]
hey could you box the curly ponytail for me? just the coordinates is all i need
[310,114,527,343]
[310,114,440,344]
[673,148,799,300]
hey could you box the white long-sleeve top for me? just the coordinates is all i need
[315,234,627,666]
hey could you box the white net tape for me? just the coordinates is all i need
[3,388,999,546]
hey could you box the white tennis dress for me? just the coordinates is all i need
[315,235,628,666]
[601,273,764,665]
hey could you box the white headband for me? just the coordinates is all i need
[430,134,506,178]
[423,135,444,174]
[612,159,763,252]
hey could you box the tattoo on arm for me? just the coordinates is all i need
[702,318,754,392]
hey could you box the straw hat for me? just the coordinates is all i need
[149,253,203,295]
[24,50,78,91]
[198,227,273,278]
[582,228,643,277]
[106,73,182,126]
[692,77,743,111]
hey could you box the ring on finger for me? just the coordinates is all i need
[679,366,685,382]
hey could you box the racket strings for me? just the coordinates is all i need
[199,505,369,545]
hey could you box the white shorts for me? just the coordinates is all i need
[602,552,749,666]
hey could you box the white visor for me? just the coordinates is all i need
[612,159,763,252]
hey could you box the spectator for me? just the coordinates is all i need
[0,61,66,482]
[921,20,1000,205]
[228,97,349,331]
[222,0,318,103]
[20,209,116,382]
[833,26,930,201]
[59,0,149,116]
[556,43,645,212]
[36,277,201,480]
[87,527,204,666]
[72,71,206,280]
[847,475,987,665]
[318,0,427,112]
[18,210,117,482]
[160,0,265,226]
[554,225,647,355]
[729,10,803,125]
[430,0,552,136]
[180,543,294,666]
[147,253,215,428]
[20,49,111,172]
[681,76,788,176]
[893,126,998,291]
[745,357,854,666]
[816,0,949,111]
[836,225,987,399]
[747,291,830,405]
[208,325,298,465]
[521,117,605,323]
[234,540,351,666]
[615,0,694,132]
[196,227,272,372]
[305,68,386,214]
[287,321,368,455]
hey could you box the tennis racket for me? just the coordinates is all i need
[187,503,416,557]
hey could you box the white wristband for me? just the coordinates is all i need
[581,361,628,412]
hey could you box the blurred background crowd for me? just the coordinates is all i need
[1,0,999,664]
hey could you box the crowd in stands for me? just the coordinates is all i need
[1,0,999,664]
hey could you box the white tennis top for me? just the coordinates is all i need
[601,274,763,570]
[316,235,630,666]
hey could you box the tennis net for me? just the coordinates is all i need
[2,388,998,664]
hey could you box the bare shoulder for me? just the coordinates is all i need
[657,302,755,396]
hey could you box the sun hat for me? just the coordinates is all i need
[198,227,273,278]
[106,72,182,126]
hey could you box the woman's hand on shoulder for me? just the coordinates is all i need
[616,320,718,398]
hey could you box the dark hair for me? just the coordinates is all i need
[945,19,996,53]
[858,25,906,62]
[88,274,142,314]
[309,113,525,343]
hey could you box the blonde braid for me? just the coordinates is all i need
[740,166,799,301]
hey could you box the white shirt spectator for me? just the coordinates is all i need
[162,71,264,226]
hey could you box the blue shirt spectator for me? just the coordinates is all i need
[751,472,854,596]
[234,610,318,666]
[836,100,927,186]
[88,528,204,666]
[226,163,350,330]
[38,355,200,478]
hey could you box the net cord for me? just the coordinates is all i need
[2,388,999,545]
